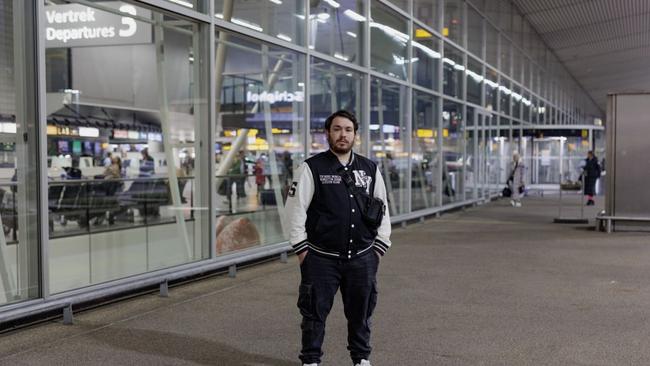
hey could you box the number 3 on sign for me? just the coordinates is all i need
[118,5,137,38]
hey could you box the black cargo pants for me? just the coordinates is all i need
[297,250,379,365]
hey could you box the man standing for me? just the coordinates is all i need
[285,110,392,366]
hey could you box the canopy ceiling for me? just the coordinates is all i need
[511,0,650,113]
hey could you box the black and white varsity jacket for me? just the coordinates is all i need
[285,150,391,259]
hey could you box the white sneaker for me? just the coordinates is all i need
[355,360,372,366]
[515,201,522,207]
[510,199,516,207]
[303,364,318,366]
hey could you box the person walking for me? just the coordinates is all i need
[285,110,392,366]
[508,152,525,207]
[582,151,601,206]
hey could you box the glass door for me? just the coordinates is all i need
[0,0,40,305]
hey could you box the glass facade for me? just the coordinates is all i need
[0,0,604,311]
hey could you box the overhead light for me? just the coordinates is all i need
[370,22,409,44]
[485,79,498,88]
[277,33,292,42]
[294,14,306,20]
[317,13,330,20]
[298,82,305,87]
[268,0,282,4]
[344,9,366,22]
[334,52,349,61]
[413,41,440,59]
[167,0,194,8]
[308,45,315,49]
[393,55,419,65]
[346,31,357,38]
[215,13,224,19]
[323,0,340,8]
[232,17,264,32]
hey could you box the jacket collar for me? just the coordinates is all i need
[326,149,355,171]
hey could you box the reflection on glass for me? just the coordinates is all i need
[512,84,522,119]
[467,57,482,105]
[413,0,439,30]
[467,5,483,58]
[0,0,39,306]
[485,68,498,111]
[500,78,511,116]
[443,44,464,99]
[309,0,364,66]
[370,0,408,80]
[370,78,407,215]
[165,0,204,11]
[215,33,306,253]
[465,106,476,199]
[500,36,511,76]
[487,116,500,194]
[388,0,410,13]
[476,110,489,198]
[442,100,463,204]
[413,31,440,91]
[523,55,531,87]
[498,0,512,34]
[443,0,463,45]
[523,92,531,122]
[45,2,209,293]
[310,58,363,154]
[412,91,440,210]
[513,48,522,82]
[486,23,498,68]
[214,0,305,45]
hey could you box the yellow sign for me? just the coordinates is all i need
[442,27,449,37]
[581,129,588,138]
[416,129,433,138]
[443,128,449,138]
[415,28,432,38]
[47,125,58,135]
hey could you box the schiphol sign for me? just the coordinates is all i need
[45,2,152,48]
[246,90,305,104]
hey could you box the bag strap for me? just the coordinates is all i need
[338,168,367,212]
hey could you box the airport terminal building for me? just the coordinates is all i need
[0,0,604,320]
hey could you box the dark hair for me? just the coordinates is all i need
[324,110,358,132]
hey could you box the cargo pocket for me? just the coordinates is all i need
[297,283,313,318]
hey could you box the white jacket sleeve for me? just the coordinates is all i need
[372,166,392,256]
[284,162,314,254]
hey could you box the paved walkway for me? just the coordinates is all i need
[2,195,650,365]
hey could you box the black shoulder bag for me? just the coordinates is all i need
[338,168,386,230]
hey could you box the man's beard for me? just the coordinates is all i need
[327,135,353,154]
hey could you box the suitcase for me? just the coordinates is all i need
[260,189,276,206]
